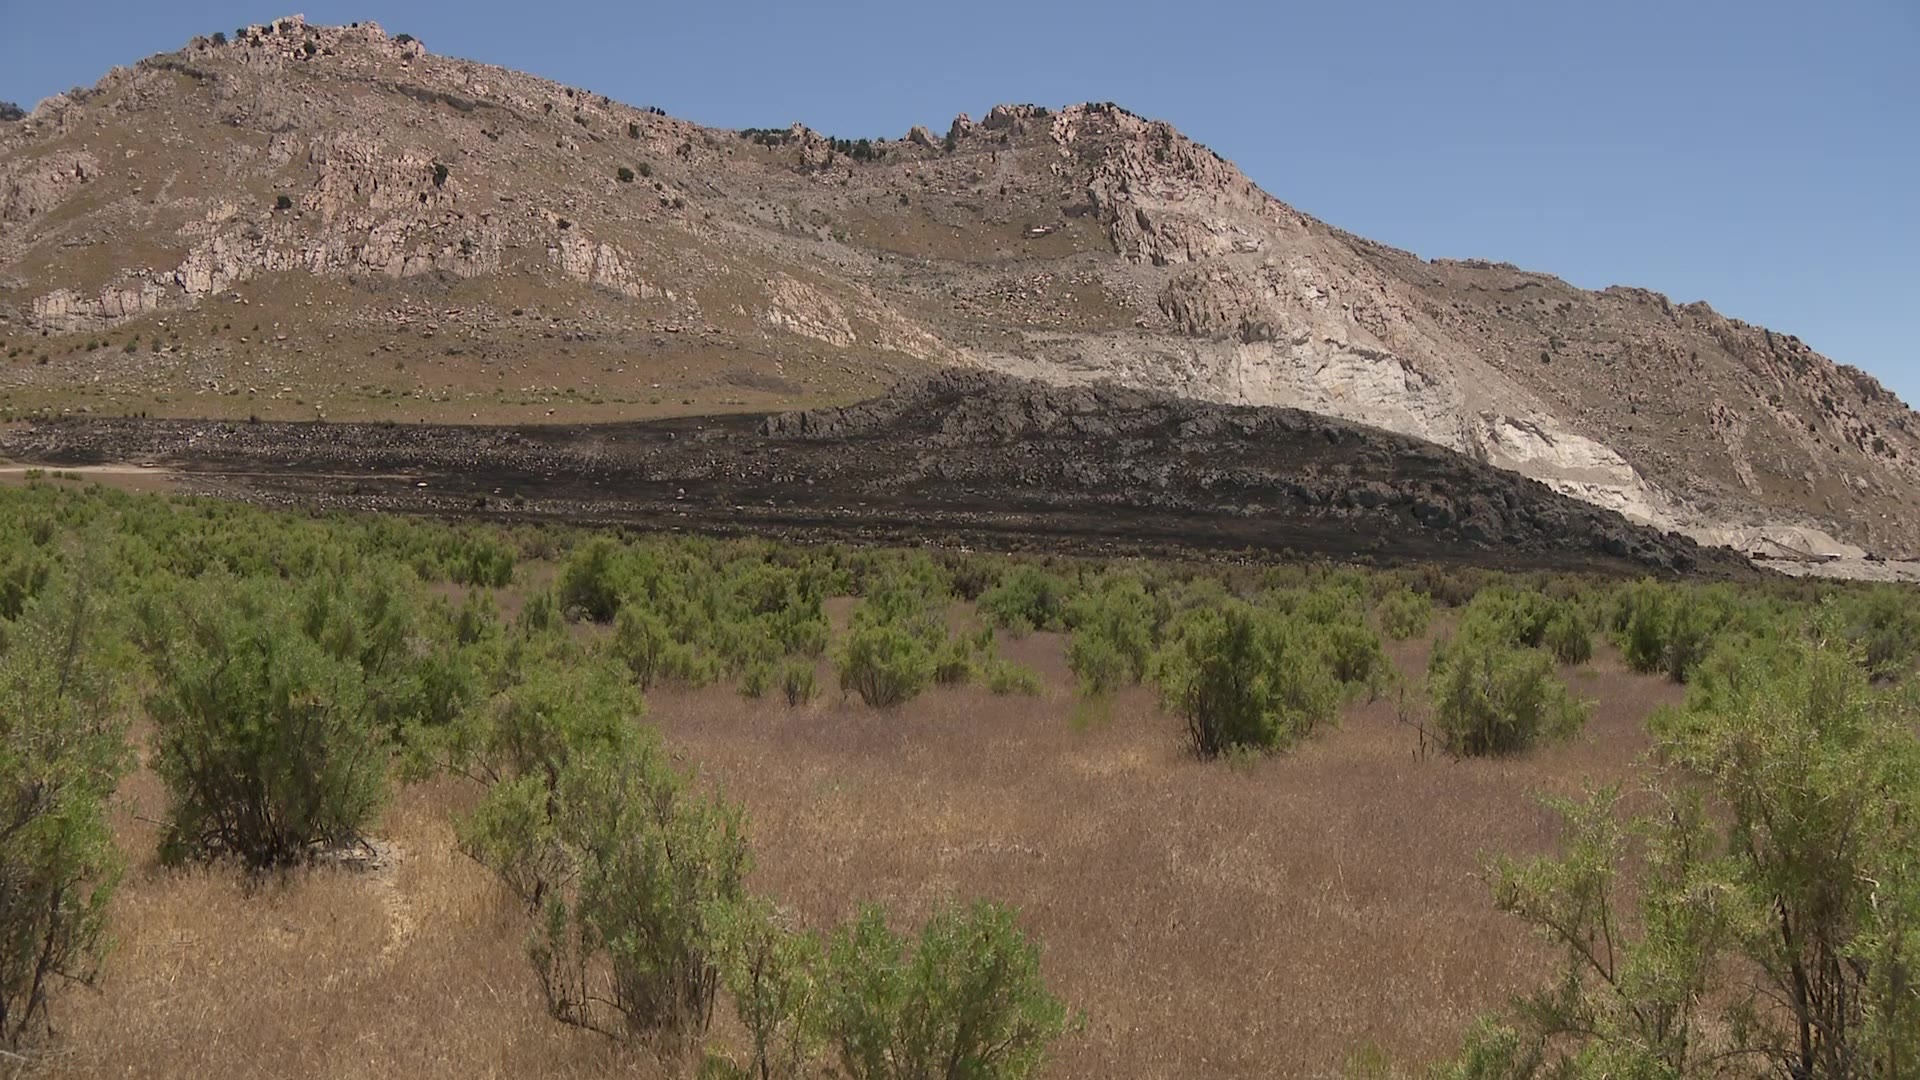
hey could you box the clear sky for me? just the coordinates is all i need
[3,0,1915,405]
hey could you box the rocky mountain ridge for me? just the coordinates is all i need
[2,15,1914,558]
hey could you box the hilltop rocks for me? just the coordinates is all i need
[202,16,426,65]
[982,104,1048,134]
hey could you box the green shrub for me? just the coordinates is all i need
[145,574,394,867]
[611,602,671,688]
[978,565,1071,635]
[779,660,818,707]
[1426,630,1587,757]
[1613,581,1744,682]
[940,553,1000,602]
[836,621,935,708]
[1541,606,1592,666]
[823,902,1069,1080]
[1374,587,1432,641]
[723,901,826,1080]
[1064,576,1156,694]
[463,734,748,1043]
[931,634,975,687]
[1838,585,1920,680]
[1308,616,1391,699]
[558,536,623,621]
[616,165,636,183]
[1152,603,1340,759]
[1454,585,1556,649]
[740,661,772,699]
[985,659,1043,696]
[447,534,515,587]
[518,587,561,633]
[0,572,129,1049]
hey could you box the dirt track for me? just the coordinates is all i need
[0,372,1753,576]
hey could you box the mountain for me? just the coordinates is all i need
[2,16,1915,559]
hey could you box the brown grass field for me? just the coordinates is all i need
[38,612,1687,1079]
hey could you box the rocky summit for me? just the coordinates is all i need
[2,16,1915,561]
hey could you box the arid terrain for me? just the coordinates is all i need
[2,16,1916,564]
[48,590,1680,1080]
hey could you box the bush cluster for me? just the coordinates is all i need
[563,536,831,690]
[1426,630,1589,757]
[1421,587,1593,757]
[1152,602,1344,758]
[1064,574,1156,694]
[834,557,968,707]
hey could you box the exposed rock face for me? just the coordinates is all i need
[0,23,1913,563]
[0,371,1753,576]
[761,371,1748,575]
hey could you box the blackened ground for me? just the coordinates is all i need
[0,371,1753,576]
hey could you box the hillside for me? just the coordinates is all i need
[2,16,1915,557]
[0,370,1749,576]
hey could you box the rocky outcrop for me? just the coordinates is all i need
[1,150,100,229]
[0,372,1752,576]
[762,371,1747,575]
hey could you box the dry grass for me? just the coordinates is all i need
[45,773,667,1079]
[35,623,1684,1079]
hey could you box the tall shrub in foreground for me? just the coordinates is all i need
[1152,603,1340,759]
[1441,624,1920,1079]
[462,734,750,1044]
[0,572,128,1049]
[823,901,1070,1080]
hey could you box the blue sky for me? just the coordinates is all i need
[3,0,1915,405]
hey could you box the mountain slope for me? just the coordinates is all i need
[2,16,1914,556]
